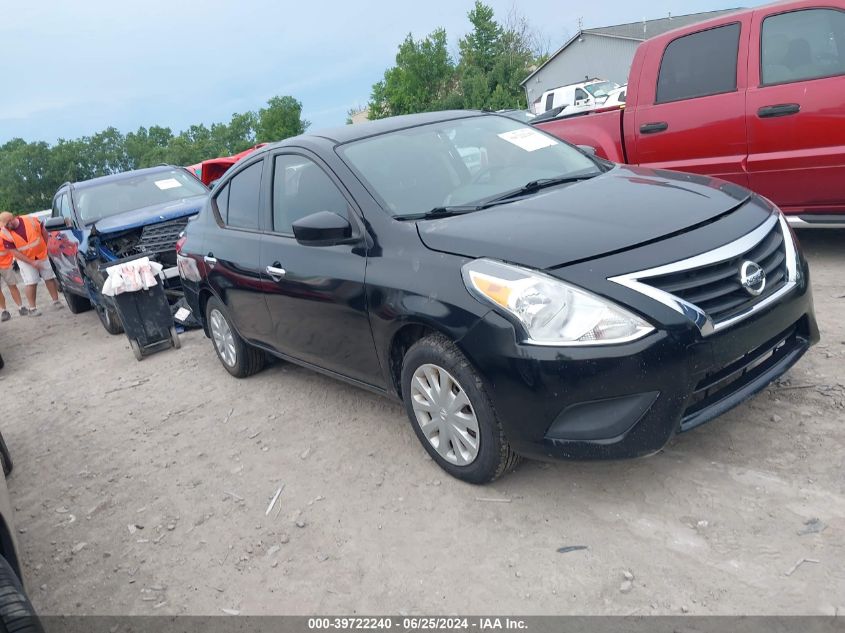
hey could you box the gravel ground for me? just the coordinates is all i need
[1,230,843,616]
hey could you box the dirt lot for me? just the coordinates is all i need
[1,230,843,616]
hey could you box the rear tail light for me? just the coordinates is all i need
[175,234,187,254]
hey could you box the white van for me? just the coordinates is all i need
[536,79,620,115]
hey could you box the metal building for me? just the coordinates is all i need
[521,9,740,112]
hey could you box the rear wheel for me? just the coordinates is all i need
[0,555,43,633]
[401,333,520,484]
[63,289,91,314]
[205,297,264,378]
[129,339,143,361]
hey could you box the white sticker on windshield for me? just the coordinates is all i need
[497,128,557,152]
[154,178,182,190]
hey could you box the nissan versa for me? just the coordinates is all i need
[177,111,818,484]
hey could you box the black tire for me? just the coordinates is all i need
[401,333,521,484]
[63,289,91,314]
[0,353,4,371]
[0,432,11,477]
[95,302,123,335]
[0,555,43,633]
[170,327,181,350]
[205,297,264,378]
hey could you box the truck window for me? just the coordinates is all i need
[761,8,845,85]
[544,93,554,111]
[574,88,588,102]
[656,23,741,103]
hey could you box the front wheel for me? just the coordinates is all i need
[95,302,123,335]
[205,297,265,378]
[63,288,91,314]
[401,333,520,484]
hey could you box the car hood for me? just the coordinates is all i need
[416,165,752,270]
[93,196,207,235]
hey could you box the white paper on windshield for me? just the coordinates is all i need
[497,128,557,152]
[174,307,191,322]
[154,178,182,190]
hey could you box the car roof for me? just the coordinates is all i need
[71,165,184,190]
[264,110,487,150]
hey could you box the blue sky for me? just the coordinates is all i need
[1,0,751,144]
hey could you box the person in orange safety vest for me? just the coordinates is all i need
[0,212,63,317]
[0,230,26,321]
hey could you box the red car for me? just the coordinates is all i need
[536,0,845,228]
[187,144,267,186]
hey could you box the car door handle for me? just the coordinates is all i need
[265,264,286,280]
[757,103,800,118]
[204,254,217,265]
[640,121,668,134]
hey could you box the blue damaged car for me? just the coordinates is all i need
[45,166,208,334]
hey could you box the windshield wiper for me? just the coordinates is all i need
[396,171,602,220]
[396,205,482,221]
[478,172,602,208]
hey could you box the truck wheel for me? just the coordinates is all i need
[129,340,143,361]
[63,289,91,314]
[205,297,265,378]
[95,303,123,335]
[401,333,520,484]
[0,555,42,633]
[0,431,12,477]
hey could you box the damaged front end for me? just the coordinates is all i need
[90,216,192,301]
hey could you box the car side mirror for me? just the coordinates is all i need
[292,211,353,246]
[44,217,71,230]
[577,145,598,156]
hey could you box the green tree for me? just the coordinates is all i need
[367,29,456,118]
[256,96,309,142]
[459,1,502,74]
[0,94,307,214]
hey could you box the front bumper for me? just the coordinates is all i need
[458,268,818,462]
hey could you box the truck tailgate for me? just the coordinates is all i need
[536,109,625,163]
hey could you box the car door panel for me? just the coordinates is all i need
[630,19,751,187]
[259,151,382,386]
[203,160,273,342]
[47,192,86,296]
[745,5,845,212]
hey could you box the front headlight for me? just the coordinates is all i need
[462,259,654,345]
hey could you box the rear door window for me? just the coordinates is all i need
[761,8,845,85]
[544,93,554,111]
[224,161,263,230]
[656,23,741,103]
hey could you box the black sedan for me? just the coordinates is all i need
[177,111,818,484]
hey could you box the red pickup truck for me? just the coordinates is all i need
[536,0,845,228]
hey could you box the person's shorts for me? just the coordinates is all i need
[17,258,55,285]
[0,267,18,286]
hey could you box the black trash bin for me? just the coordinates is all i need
[103,258,181,361]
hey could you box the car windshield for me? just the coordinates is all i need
[74,169,207,225]
[584,81,619,98]
[337,115,599,217]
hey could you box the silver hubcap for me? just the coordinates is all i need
[410,364,480,466]
[209,309,237,367]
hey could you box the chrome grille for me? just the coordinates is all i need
[644,221,788,323]
[138,217,190,254]
[609,214,798,337]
